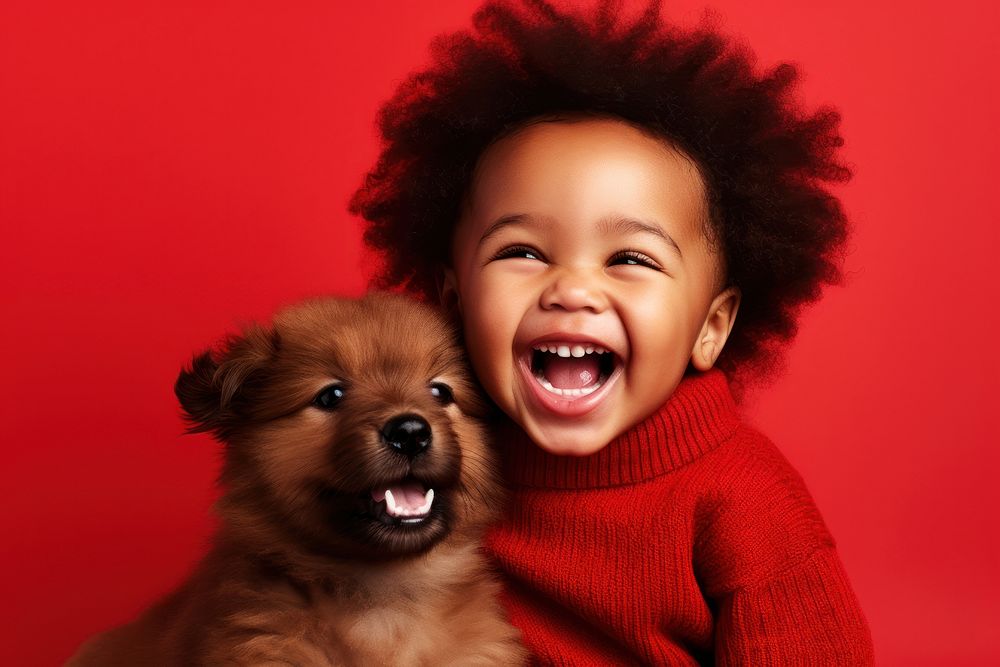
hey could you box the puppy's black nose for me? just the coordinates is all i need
[381,414,432,458]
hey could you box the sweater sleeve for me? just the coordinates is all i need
[694,430,875,665]
[713,545,875,666]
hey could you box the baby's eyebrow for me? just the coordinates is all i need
[597,214,682,258]
[477,213,540,247]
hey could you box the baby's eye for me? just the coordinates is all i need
[490,245,543,261]
[609,250,662,270]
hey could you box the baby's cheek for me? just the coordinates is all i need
[460,310,513,400]
[462,316,502,376]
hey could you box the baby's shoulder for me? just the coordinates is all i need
[691,423,836,594]
[698,423,821,503]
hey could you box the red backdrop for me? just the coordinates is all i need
[2,1,997,664]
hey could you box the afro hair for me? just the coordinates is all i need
[348,0,852,389]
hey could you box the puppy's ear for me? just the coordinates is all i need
[175,350,221,434]
[175,324,278,436]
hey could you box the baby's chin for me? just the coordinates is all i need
[498,383,622,456]
[518,416,617,457]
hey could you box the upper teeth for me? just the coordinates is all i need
[533,344,609,358]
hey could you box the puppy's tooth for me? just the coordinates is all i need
[422,488,434,513]
[385,489,398,516]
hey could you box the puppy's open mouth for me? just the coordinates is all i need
[530,344,617,397]
[366,478,435,526]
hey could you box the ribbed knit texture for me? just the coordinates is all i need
[484,368,875,666]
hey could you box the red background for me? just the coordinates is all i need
[2,1,997,664]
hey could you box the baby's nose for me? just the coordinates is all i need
[539,270,608,313]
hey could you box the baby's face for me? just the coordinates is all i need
[445,117,737,456]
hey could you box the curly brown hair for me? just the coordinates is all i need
[348,0,852,386]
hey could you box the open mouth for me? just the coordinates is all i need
[530,343,617,397]
[365,478,436,527]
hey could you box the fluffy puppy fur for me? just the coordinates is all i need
[68,293,525,666]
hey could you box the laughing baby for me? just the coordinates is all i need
[349,0,875,663]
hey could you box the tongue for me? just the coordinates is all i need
[542,355,601,389]
[372,480,426,511]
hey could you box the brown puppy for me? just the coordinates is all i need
[68,293,525,666]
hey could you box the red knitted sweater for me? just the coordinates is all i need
[483,368,875,666]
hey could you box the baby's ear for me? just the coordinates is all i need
[174,324,278,437]
[691,287,741,372]
[436,266,463,318]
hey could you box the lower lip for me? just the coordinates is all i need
[517,355,621,418]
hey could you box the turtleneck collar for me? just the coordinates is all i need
[496,368,741,489]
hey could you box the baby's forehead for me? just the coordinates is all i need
[462,118,709,219]
[471,116,706,186]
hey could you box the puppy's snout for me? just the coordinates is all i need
[381,414,432,458]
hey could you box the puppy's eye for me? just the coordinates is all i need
[429,382,454,405]
[314,384,345,410]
